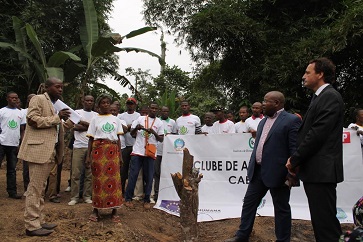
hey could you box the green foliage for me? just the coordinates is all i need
[143,0,363,122]
[0,0,117,107]
[157,90,178,119]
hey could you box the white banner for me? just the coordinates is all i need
[154,130,363,223]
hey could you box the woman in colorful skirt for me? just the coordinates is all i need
[86,94,123,222]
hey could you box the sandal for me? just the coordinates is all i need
[111,215,121,223]
[89,214,99,222]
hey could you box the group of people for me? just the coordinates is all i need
[0,57,362,241]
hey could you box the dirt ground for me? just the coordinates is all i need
[0,151,354,242]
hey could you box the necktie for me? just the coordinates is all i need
[310,94,317,106]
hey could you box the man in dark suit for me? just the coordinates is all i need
[226,91,301,242]
[286,58,344,242]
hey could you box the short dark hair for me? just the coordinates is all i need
[309,57,336,84]
[149,102,158,107]
[180,100,189,105]
[6,91,17,98]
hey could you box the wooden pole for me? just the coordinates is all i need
[171,148,203,242]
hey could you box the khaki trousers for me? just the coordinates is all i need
[46,163,58,199]
[70,148,92,201]
[24,150,56,231]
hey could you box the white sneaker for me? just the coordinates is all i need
[84,199,92,204]
[132,196,142,201]
[65,186,71,192]
[150,198,156,204]
[68,200,77,206]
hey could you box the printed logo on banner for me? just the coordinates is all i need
[159,200,180,214]
[336,207,347,221]
[174,138,185,151]
[342,132,351,143]
[248,137,255,149]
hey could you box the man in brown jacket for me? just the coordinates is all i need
[18,77,73,236]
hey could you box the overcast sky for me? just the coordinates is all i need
[104,0,193,96]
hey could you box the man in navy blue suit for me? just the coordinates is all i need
[225,91,301,242]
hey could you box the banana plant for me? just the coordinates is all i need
[157,90,178,119]
[79,0,163,100]
[0,16,81,86]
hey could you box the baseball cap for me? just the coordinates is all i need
[126,97,137,104]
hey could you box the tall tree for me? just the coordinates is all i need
[143,0,363,121]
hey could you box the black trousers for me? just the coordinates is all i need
[303,182,342,242]
[121,146,133,195]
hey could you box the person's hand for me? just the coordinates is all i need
[78,120,89,127]
[136,124,144,130]
[249,129,256,138]
[285,174,299,188]
[58,108,71,120]
[144,128,157,135]
[286,158,296,176]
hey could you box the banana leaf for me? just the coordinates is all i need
[25,24,47,68]
[64,62,85,82]
[92,81,121,99]
[46,67,64,81]
[124,27,157,39]
[47,51,81,67]
[82,0,99,65]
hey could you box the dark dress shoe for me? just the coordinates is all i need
[9,194,22,199]
[49,197,60,203]
[26,228,53,236]
[41,223,57,230]
[224,236,247,242]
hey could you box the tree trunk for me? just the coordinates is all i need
[171,148,203,242]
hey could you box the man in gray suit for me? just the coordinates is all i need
[286,57,344,242]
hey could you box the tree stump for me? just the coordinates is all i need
[171,148,203,242]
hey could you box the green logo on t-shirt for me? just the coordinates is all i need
[141,130,154,138]
[179,126,188,135]
[102,122,115,133]
[8,119,18,129]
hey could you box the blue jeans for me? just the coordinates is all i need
[125,155,155,203]
[0,144,18,196]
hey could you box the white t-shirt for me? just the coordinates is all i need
[212,120,235,134]
[235,121,248,133]
[131,116,164,157]
[0,107,25,146]
[73,109,97,148]
[348,123,363,146]
[245,116,264,132]
[119,119,127,149]
[21,108,27,122]
[86,114,123,141]
[157,118,177,156]
[201,124,214,134]
[176,114,201,135]
[117,111,140,146]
